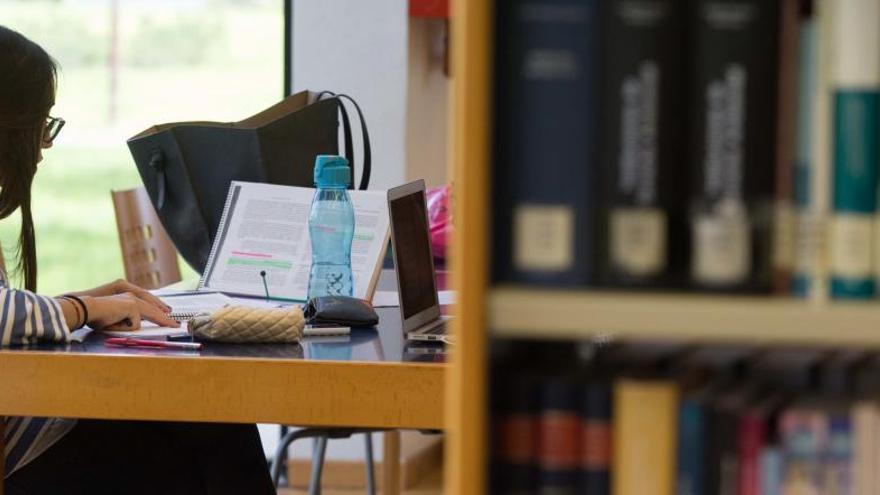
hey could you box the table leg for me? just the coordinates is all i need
[382,430,400,495]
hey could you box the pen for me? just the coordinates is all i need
[105,337,202,350]
[303,325,351,337]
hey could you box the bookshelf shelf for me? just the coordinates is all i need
[490,288,880,348]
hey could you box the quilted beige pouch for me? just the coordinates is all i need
[189,305,305,343]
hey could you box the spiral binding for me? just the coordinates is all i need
[198,182,240,290]
[170,311,200,322]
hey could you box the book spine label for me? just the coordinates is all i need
[492,0,601,286]
[829,0,880,299]
[601,0,684,286]
[687,0,780,291]
[496,414,538,485]
[537,378,580,494]
[492,372,539,494]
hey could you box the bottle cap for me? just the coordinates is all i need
[314,155,351,188]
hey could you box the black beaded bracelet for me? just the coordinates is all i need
[58,296,82,329]
[61,294,89,329]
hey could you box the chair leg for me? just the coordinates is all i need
[271,428,330,487]
[271,428,299,487]
[308,436,329,495]
[277,426,290,485]
[270,427,381,491]
[364,433,376,495]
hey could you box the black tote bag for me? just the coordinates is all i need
[127,90,371,273]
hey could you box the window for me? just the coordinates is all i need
[0,0,284,293]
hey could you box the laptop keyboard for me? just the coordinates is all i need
[423,324,446,335]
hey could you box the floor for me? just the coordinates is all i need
[277,467,443,495]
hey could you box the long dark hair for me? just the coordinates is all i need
[0,26,57,291]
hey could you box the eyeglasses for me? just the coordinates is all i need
[43,116,65,144]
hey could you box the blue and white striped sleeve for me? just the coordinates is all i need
[0,288,70,347]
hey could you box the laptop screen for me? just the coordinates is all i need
[389,187,438,319]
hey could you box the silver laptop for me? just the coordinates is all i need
[388,180,449,342]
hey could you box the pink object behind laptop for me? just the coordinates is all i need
[426,184,452,262]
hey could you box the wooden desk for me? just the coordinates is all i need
[0,301,446,493]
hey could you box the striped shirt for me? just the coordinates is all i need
[0,270,74,478]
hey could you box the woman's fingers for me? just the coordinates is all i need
[136,298,179,328]
[87,293,178,330]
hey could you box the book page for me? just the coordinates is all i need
[200,181,389,302]
[101,324,188,339]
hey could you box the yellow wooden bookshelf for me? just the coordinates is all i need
[443,0,880,493]
[444,0,491,493]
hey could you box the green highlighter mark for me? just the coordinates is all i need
[228,258,293,269]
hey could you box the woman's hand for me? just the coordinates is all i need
[70,279,171,313]
[83,293,179,331]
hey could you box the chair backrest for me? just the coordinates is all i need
[111,187,182,289]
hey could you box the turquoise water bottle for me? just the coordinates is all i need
[307,155,355,299]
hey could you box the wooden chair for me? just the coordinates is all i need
[111,187,181,290]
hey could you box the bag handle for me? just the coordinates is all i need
[316,91,371,190]
[336,94,371,191]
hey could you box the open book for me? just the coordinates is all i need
[198,181,390,302]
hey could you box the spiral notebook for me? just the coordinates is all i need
[160,292,236,320]
[198,181,390,303]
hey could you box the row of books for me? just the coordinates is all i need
[491,0,880,299]
[490,340,880,494]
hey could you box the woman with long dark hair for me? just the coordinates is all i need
[1,26,275,494]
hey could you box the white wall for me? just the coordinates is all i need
[290,0,409,191]
[406,18,450,187]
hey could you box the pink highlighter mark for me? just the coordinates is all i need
[231,251,272,259]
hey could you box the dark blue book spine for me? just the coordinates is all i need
[537,377,581,495]
[491,371,539,494]
[687,0,781,292]
[825,413,853,493]
[677,401,706,495]
[492,0,601,286]
[600,0,686,287]
[580,381,611,494]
